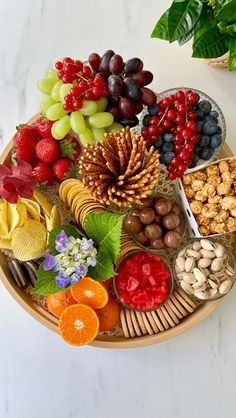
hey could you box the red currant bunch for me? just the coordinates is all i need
[142,89,200,180]
[55,57,84,83]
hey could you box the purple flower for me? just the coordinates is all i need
[81,239,94,252]
[70,273,81,285]
[76,264,86,276]
[55,272,71,288]
[43,253,57,271]
[87,256,97,267]
[55,230,70,253]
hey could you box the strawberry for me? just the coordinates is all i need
[34,117,54,139]
[13,125,39,164]
[36,138,60,163]
[53,158,73,182]
[32,161,56,185]
[59,136,81,161]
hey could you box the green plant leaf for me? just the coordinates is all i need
[192,24,230,58]
[168,0,203,42]
[218,21,236,35]
[48,224,80,255]
[88,250,115,282]
[228,36,236,69]
[151,9,170,40]
[84,211,124,281]
[214,0,236,23]
[179,4,213,45]
[33,264,67,295]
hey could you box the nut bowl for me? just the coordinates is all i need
[113,249,174,312]
[173,239,236,302]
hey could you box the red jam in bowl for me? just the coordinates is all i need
[115,251,172,311]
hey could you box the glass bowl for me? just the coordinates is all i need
[124,193,187,253]
[140,87,226,173]
[173,239,236,302]
[113,249,174,312]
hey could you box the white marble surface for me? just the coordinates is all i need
[0,1,236,417]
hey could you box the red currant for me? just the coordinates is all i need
[174,134,184,144]
[63,57,73,64]
[55,61,63,70]
[191,134,199,144]
[171,156,181,167]
[179,149,192,160]
[177,104,188,115]
[166,109,177,121]
[70,86,81,97]
[73,98,83,109]
[74,60,83,71]
[188,111,197,120]
[176,90,186,103]
[169,171,177,181]
[178,163,187,174]
[85,90,94,100]
[150,117,159,125]
[141,128,149,138]
[162,119,172,130]
[148,125,159,135]
[159,98,171,109]
[187,91,199,105]
[82,65,92,78]
[184,143,194,152]
[174,143,183,152]
[186,120,198,131]
[181,128,192,140]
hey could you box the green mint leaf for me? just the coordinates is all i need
[48,224,80,255]
[214,0,236,24]
[228,36,236,70]
[84,211,124,263]
[151,9,170,40]
[168,0,203,43]
[33,264,69,295]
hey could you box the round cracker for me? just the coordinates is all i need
[169,294,188,317]
[125,309,136,338]
[130,310,142,337]
[145,312,159,333]
[155,308,170,330]
[174,291,194,313]
[160,306,176,328]
[164,302,180,325]
[135,311,147,335]
[140,312,154,335]
[120,309,130,338]
[149,311,165,332]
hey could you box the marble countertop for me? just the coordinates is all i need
[0,1,236,417]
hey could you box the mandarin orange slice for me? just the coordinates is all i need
[96,297,120,331]
[71,276,108,309]
[58,304,99,346]
[47,290,77,318]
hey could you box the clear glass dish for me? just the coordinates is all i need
[173,239,236,302]
[140,87,226,173]
[113,249,174,312]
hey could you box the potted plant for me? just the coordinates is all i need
[151,0,236,70]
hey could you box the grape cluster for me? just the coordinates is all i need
[142,90,223,180]
[88,50,157,127]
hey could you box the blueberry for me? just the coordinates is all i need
[200,147,214,160]
[197,120,205,132]
[199,135,210,148]
[163,133,173,143]
[148,103,158,116]
[162,142,174,152]
[197,100,212,115]
[210,134,222,149]
[162,152,175,165]
[154,138,163,149]
[196,110,204,120]
[189,153,200,168]
[204,115,216,122]
[194,145,202,155]
[202,120,218,135]
[142,114,150,127]
[216,125,222,134]
[209,111,219,119]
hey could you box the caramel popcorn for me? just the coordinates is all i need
[195,191,208,202]
[217,182,231,196]
[202,203,218,219]
[206,165,219,177]
[219,160,229,173]
[183,174,193,185]
[192,179,205,192]
[190,200,203,215]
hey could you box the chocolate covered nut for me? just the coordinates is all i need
[154,215,162,224]
[162,213,180,230]
[139,207,155,225]
[164,231,181,248]
[155,198,172,216]
[130,208,141,217]
[171,203,182,216]
[150,238,165,249]
[124,216,142,233]
[133,231,149,245]
[137,197,155,208]
[144,224,162,240]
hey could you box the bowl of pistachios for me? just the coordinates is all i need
[174,239,236,301]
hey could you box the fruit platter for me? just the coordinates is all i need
[0,50,235,348]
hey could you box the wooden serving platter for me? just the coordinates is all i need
[0,115,235,348]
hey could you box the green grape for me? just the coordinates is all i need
[51,115,71,140]
[79,129,94,146]
[88,112,114,128]
[45,69,59,81]
[106,122,123,133]
[91,127,105,141]
[85,117,91,128]
[95,97,108,112]
[40,95,57,115]
[51,80,63,102]
[37,78,56,94]
[80,100,97,116]
[60,83,73,104]
[70,111,86,134]
[46,103,67,121]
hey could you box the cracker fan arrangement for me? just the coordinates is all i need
[0,50,236,348]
